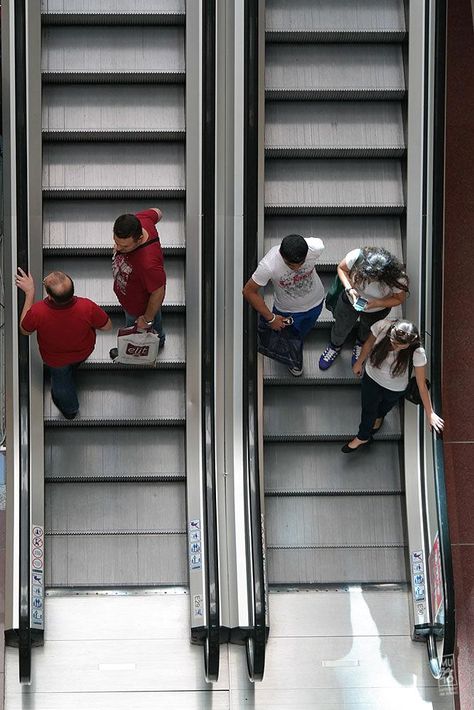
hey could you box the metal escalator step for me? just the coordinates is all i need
[265,159,404,214]
[43,200,185,253]
[264,215,402,267]
[264,441,402,494]
[83,313,185,368]
[44,370,185,425]
[43,5,185,27]
[42,27,184,77]
[267,546,407,584]
[43,255,185,309]
[45,426,185,482]
[265,102,404,159]
[46,534,187,586]
[264,385,401,439]
[264,329,358,384]
[42,143,185,194]
[42,85,185,139]
[266,0,406,42]
[265,44,405,101]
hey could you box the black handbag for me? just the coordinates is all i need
[405,363,431,405]
[257,316,303,370]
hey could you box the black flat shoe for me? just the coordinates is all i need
[371,417,385,434]
[341,438,372,453]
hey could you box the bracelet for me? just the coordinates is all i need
[267,314,276,324]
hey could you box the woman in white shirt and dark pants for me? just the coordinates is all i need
[342,319,444,453]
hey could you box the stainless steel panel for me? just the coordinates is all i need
[45,534,187,586]
[87,313,185,365]
[44,371,186,422]
[263,385,401,438]
[265,44,404,93]
[266,0,405,34]
[46,481,185,533]
[43,84,185,134]
[265,159,404,211]
[268,588,411,637]
[267,547,407,584]
[42,0,186,14]
[43,255,185,307]
[43,199,185,250]
[264,441,402,493]
[265,102,404,155]
[42,27,185,74]
[266,495,405,546]
[264,216,402,266]
[42,143,185,191]
[45,426,185,480]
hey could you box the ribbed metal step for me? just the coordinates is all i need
[44,370,185,425]
[43,255,185,309]
[265,102,405,158]
[265,159,404,214]
[267,546,407,584]
[42,85,185,141]
[42,0,185,26]
[45,426,185,482]
[45,534,187,587]
[42,143,185,195]
[264,441,403,494]
[265,44,405,100]
[43,200,185,253]
[84,313,185,368]
[264,215,402,267]
[264,385,401,440]
[42,26,185,83]
[266,0,406,43]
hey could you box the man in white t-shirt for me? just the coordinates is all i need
[242,234,325,376]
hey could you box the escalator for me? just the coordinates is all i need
[263,0,407,586]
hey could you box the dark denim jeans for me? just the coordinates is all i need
[358,372,404,441]
[125,310,165,346]
[49,362,82,417]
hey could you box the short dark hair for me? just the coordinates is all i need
[279,234,309,264]
[114,214,142,241]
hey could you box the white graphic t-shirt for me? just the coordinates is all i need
[366,319,427,391]
[346,248,407,312]
[252,238,325,313]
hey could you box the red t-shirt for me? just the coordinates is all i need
[22,297,109,367]
[112,209,166,317]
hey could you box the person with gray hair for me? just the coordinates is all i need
[15,269,112,419]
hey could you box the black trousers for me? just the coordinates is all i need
[358,372,404,440]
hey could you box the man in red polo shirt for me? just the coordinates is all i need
[16,268,112,419]
[111,207,166,359]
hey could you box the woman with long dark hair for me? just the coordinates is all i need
[342,319,444,452]
[319,246,409,370]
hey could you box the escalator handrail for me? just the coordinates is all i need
[242,0,267,683]
[426,0,456,677]
[201,0,220,683]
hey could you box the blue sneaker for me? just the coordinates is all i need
[319,343,342,370]
[352,340,363,367]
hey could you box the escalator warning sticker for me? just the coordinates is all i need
[31,525,44,628]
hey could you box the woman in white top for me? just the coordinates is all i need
[319,247,409,371]
[342,319,444,453]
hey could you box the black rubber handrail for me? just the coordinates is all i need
[426,0,455,679]
[201,0,220,683]
[242,0,267,682]
[14,0,32,684]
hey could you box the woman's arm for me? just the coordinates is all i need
[353,333,376,376]
[366,291,406,311]
[414,364,444,432]
[337,258,358,304]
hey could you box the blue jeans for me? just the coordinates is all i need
[49,362,82,417]
[358,372,404,440]
[125,310,165,345]
[273,300,324,340]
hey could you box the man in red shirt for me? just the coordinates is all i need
[16,268,112,419]
[111,207,166,358]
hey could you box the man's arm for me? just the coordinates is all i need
[136,285,166,329]
[151,208,163,222]
[98,317,113,332]
[15,268,36,335]
[242,278,288,332]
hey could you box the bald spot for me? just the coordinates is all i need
[44,271,74,300]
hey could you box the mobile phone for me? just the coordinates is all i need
[353,297,368,312]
